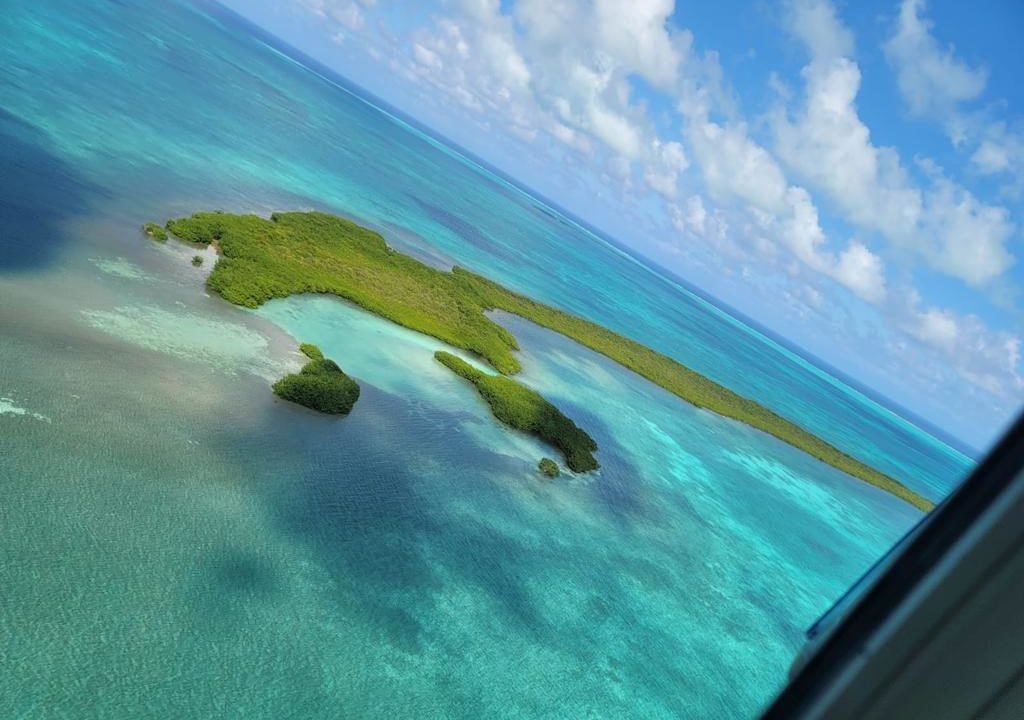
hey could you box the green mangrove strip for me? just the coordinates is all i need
[435,351,598,473]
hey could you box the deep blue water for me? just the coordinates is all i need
[0,1,972,718]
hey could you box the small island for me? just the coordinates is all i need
[192,255,204,267]
[538,458,560,478]
[272,343,360,415]
[435,351,598,472]
[142,222,168,242]
[151,210,933,509]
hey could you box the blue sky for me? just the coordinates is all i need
[222,0,1023,449]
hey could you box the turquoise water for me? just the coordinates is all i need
[0,1,969,717]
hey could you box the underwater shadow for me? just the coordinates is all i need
[0,109,104,269]
[412,196,520,265]
[223,386,562,651]
[185,549,282,633]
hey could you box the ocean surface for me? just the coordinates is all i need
[0,1,974,718]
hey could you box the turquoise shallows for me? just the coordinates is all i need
[0,1,969,718]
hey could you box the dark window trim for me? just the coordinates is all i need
[760,411,1024,719]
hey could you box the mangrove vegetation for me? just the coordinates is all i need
[538,458,560,478]
[143,222,167,242]
[272,342,360,415]
[155,210,933,509]
[435,351,598,473]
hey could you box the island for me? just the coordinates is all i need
[272,342,360,415]
[435,351,599,472]
[538,458,560,478]
[142,222,168,242]
[150,210,933,510]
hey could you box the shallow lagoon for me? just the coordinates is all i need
[2,289,918,718]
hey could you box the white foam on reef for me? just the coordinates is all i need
[80,304,283,380]
[0,396,51,423]
[90,256,152,281]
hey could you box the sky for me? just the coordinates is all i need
[220,0,1024,450]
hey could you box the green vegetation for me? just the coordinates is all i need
[165,211,522,373]
[191,255,204,267]
[272,343,360,415]
[158,210,932,510]
[538,458,560,478]
[299,343,323,361]
[142,222,167,242]
[435,351,598,472]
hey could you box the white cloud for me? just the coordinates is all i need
[644,139,688,198]
[669,194,733,251]
[970,123,1024,197]
[298,0,366,29]
[665,194,760,269]
[592,0,683,88]
[399,0,694,201]
[784,0,854,62]
[297,0,329,18]
[884,0,987,121]
[671,195,708,235]
[516,0,682,88]
[911,307,959,353]
[884,0,1024,196]
[687,120,787,212]
[779,186,827,269]
[333,1,364,30]
[775,4,1016,287]
[834,241,887,304]
[412,43,442,71]
[779,187,888,302]
[774,58,922,242]
[920,171,1016,285]
[681,109,889,303]
[900,292,1024,397]
[972,139,1010,174]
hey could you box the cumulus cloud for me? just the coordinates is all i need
[784,0,854,62]
[884,0,987,123]
[775,0,1016,287]
[388,0,705,206]
[898,291,1024,398]
[971,122,1024,197]
[589,0,683,88]
[884,0,1024,196]
[778,186,827,269]
[774,58,921,241]
[910,306,959,353]
[686,120,787,212]
[972,138,1011,175]
[919,169,1016,285]
[644,139,689,198]
[681,117,890,303]
[778,187,888,302]
[671,195,708,235]
[833,241,887,304]
[669,194,732,250]
[683,113,888,303]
